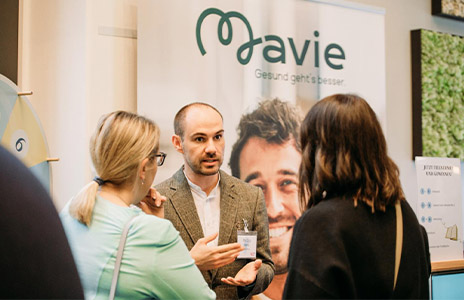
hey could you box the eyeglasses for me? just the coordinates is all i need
[155,152,167,166]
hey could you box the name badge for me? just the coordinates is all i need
[237,219,257,259]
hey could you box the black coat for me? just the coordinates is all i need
[0,146,83,299]
[283,196,430,299]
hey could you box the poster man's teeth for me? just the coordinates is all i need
[270,227,288,238]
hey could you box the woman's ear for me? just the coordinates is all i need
[172,135,184,154]
[139,157,150,181]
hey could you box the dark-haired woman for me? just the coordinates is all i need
[283,94,430,299]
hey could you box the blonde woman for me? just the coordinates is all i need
[60,111,215,300]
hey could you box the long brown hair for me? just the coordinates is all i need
[299,94,404,212]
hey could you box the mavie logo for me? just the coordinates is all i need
[196,8,345,70]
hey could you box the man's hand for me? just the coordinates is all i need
[190,233,244,271]
[221,259,262,286]
[138,187,166,218]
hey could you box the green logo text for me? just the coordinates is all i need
[196,8,345,69]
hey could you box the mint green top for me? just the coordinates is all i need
[60,196,215,300]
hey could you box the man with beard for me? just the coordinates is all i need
[229,99,302,300]
[156,102,274,300]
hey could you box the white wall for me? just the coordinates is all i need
[18,0,464,212]
[345,0,464,213]
[19,0,137,210]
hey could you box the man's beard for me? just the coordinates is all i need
[268,215,296,275]
[186,156,222,176]
[270,239,290,274]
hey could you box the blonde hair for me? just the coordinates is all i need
[69,111,160,225]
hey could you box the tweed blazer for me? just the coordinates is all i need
[156,168,274,300]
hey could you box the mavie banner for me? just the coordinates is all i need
[138,0,385,298]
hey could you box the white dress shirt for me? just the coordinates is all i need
[185,172,221,247]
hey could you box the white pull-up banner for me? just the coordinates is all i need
[415,156,463,262]
[138,0,386,181]
[138,1,386,298]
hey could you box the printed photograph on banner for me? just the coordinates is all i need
[228,99,302,299]
[138,1,385,298]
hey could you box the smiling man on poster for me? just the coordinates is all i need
[230,99,302,300]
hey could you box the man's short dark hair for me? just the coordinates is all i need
[174,102,223,140]
[229,98,302,178]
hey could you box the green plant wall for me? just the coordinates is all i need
[418,29,464,159]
